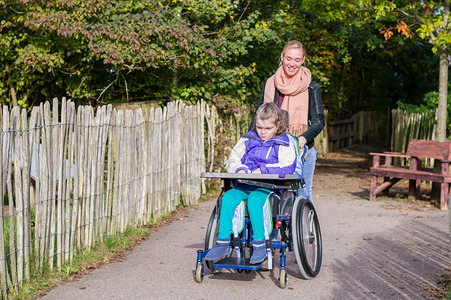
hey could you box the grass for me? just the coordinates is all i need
[447,280,451,299]
[14,198,210,300]
[8,182,224,299]
[198,181,221,203]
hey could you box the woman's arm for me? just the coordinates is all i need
[301,82,325,146]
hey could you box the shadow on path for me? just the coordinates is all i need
[329,217,450,299]
[314,148,450,299]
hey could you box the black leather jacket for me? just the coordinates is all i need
[251,80,325,149]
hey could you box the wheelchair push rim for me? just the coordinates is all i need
[204,204,226,274]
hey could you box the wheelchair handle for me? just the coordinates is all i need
[300,145,308,162]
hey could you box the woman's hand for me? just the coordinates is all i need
[298,136,307,148]
[237,169,246,174]
[252,168,261,174]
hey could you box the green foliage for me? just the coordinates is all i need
[0,0,443,123]
[198,181,221,202]
[397,84,451,136]
[1,0,286,109]
[396,101,432,114]
[398,84,451,113]
[423,86,451,108]
[364,0,450,60]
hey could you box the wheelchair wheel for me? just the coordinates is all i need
[195,263,203,283]
[279,268,287,289]
[292,196,322,279]
[204,205,225,274]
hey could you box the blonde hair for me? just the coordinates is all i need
[253,103,288,135]
[279,40,307,65]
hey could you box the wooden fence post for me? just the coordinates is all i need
[0,99,211,295]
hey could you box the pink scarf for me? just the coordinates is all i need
[264,65,311,137]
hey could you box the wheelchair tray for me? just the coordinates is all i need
[201,172,302,190]
[201,172,299,180]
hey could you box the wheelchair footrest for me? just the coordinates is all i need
[213,257,263,270]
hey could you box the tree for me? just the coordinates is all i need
[0,0,67,107]
[0,0,286,109]
[359,0,450,248]
[266,0,363,118]
[1,0,443,122]
[0,0,248,107]
[365,0,450,141]
[277,0,439,120]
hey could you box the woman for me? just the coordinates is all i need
[253,40,325,197]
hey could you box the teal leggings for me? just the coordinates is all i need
[218,188,270,241]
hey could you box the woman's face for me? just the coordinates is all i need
[281,48,305,78]
[255,118,278,141]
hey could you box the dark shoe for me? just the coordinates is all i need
[204,238,231,261]
[250,240,267,264]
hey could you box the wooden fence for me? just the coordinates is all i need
[1,99,402,297]
[328,109,437,154]
[313,110,329,156]
[391,108,436,153]
[328,117,354,151]
[391,108,437,166]
[0,98,208,297]
[328,111,385,152]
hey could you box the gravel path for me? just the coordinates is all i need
[40,149,450,299]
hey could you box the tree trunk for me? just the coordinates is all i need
[436,47,448,142]
[431,47,449,236]
[6,62,19,108]
[436,45,450,251]
[438,48,451,251]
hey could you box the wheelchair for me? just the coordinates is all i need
[195,170,322,289]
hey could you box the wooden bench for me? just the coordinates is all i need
[370,139,451,210]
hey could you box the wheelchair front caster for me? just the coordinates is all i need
[279,268,287,289]
[195,263,203,283]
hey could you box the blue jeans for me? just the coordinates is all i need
[300,146,317,198]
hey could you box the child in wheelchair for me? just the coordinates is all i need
[204,102,298,264]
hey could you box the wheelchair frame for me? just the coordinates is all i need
[195,172,322,289]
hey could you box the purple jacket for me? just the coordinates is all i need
[226,131,297,178]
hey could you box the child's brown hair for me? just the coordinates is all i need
[253,102,288,136]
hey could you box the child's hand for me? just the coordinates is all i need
[237,169,246,174]
[252,168,261,174]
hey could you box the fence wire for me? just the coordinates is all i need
[0,98,209,297]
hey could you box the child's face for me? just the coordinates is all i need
[255,118,278,141]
